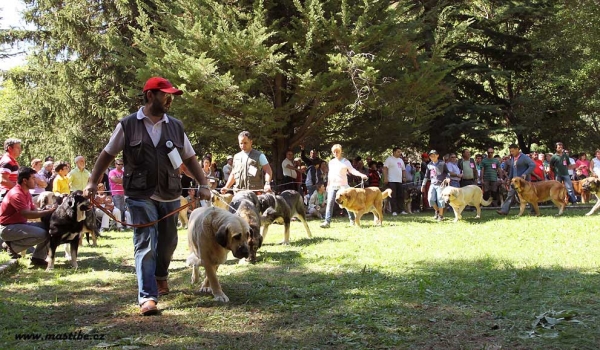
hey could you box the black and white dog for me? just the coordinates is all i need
[42,191,93,270]
[258,190,312,245]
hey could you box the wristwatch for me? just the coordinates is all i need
[198,185,210,189]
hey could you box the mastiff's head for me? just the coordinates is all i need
[581,177,600,193]
[441,186,459,204]
[335,188,358,209]
[215,217,250,260]
[510,177,527,192]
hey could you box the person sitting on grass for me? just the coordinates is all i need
[308,183,327,219]
[0,167,56,267]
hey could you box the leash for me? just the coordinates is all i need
[210,190,238,212]
[90,196,199,229]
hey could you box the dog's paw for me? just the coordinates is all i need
[585,212,593,216]
[213,293,229,302]
[199,286,213,294]
[279,240,290,245]
[238,258,251,265]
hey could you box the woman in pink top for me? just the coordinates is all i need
[320,144,368,228]
[575,152,590,177]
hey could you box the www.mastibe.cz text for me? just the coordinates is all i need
[14,331,106,341]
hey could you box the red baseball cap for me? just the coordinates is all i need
[142,77,183,95]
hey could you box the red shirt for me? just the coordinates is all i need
[531,159,545,182]
[0,153,18,192]
[0,184,35,225]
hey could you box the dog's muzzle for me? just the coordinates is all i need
[232,244,250,259]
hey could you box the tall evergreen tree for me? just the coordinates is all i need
[1,0,150,160]
[132,0,451,177]
[415,0,558,154]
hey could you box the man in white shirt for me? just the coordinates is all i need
[383,147,407,215]
[281,150,298,191]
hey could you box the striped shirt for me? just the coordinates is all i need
[0,153,18,192]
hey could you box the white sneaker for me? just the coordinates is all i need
[392,212,398,216]
[401,211,408,215]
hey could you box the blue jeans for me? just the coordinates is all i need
[112,194,125,217]
[427,184,445,208]
[126,197,179,305]
[500,187,518,214]
[324,187,354,223]
[555,175,578,203]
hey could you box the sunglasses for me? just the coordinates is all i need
[115,163,123,166]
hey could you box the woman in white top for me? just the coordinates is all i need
[320,144,368,228]
[591,149,600,178]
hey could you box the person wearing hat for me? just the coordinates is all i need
[420,150,450,221]
[84,77,212,316]
[496,143,536,215]
[222,155,234,182]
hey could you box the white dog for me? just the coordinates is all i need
[441,185,492,222]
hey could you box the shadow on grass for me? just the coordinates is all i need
[2,253,598,349]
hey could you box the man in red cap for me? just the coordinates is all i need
[85,77,211,316]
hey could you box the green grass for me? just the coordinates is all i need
[1,206,599,349]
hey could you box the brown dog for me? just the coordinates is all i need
[581,177,600,216]
[572,180,591,204]
[511,178,567,216]
[335,187,392,226]
[186,207,250,302]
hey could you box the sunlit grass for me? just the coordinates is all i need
[1,207,599,349]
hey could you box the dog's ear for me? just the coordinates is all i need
[215,225,230,248]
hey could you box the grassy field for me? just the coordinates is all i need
[1,206,599,349]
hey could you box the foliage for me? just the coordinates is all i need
[1,0,599,168]
[130,0,453,174]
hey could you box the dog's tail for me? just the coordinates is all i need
[481,197,493,207]
[382,188,393,199]
[186,252,201,267]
